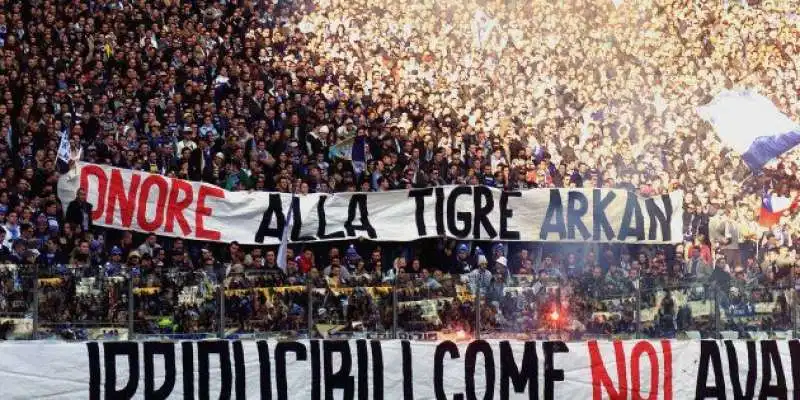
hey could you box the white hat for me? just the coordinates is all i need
[496,256,507,267]
[477,255,488,266]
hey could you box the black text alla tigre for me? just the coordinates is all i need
[253,188,675,243]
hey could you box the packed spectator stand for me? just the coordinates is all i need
[0,0,799,342]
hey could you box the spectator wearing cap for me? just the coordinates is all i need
[491,243,506,263]
[468,255,493,295]
[126,251,142,279]
[494,256,509,277]
[176,126,198,157]
[203,152,226,184]
[452,243,474,275]
[104,246,124,277]
[89,239,105,266]
[343,244,361,272]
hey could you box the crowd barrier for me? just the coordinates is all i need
[1,264,797,341]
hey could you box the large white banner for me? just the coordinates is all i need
[0,339,798,399]
[58,163,683,245]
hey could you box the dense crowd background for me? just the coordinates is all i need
[0,0,799,340]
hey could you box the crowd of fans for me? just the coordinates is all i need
[0,0,799,340]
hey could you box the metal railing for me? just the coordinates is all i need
[1,263,797,341]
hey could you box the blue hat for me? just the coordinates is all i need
[457,244,469,253]
[345,244,361,260]
[492,243,505,254]
[474,246,484,256]
[111,246,123,256]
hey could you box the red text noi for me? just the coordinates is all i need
[589,340,673,400]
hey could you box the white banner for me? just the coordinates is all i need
[58,163,683,245]
[0,339,799,399]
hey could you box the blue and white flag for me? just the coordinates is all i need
[328,136,367,175]
[697,89,800,172]
[328,137,355,160]
[57,131,71,163]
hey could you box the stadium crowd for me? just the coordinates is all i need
[0,0,799,340]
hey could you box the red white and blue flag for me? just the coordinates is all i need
[759,190,794,227]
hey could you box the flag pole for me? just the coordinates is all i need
[277,186,298,272]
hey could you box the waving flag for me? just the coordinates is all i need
[759,190,792,227]
[697,89,800,172]
[328,136,367,175]
[472,9,496,49]
[57,131,71,163]
[328,137,355,160]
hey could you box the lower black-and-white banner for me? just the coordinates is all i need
[1,339,799,399]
